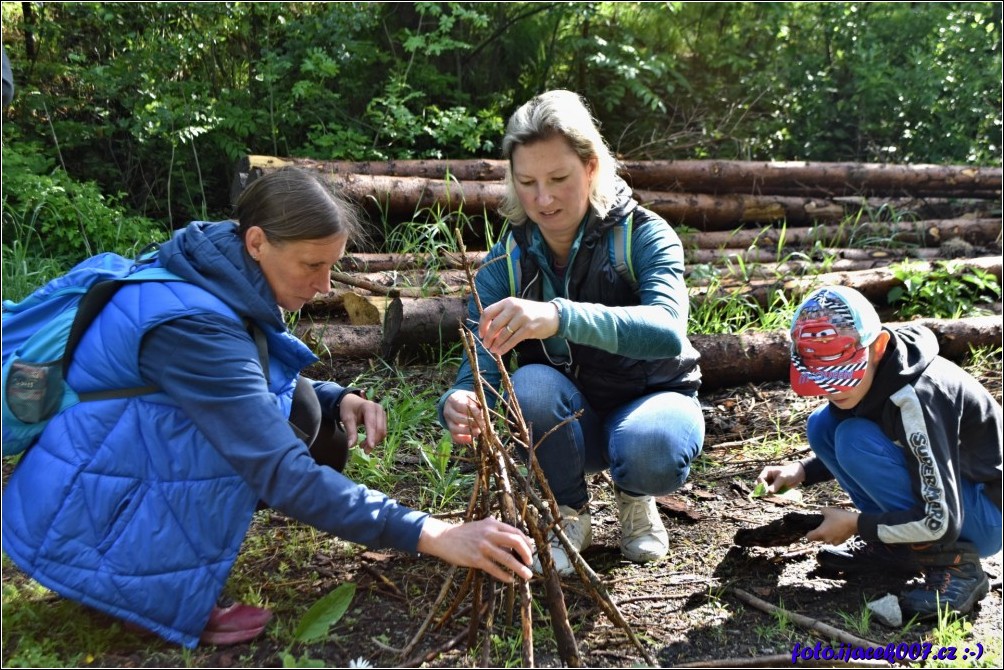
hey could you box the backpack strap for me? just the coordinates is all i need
[610,212,638,291]
[62,267,182,379]
[70,282,157,402]
[504,232,521,296]
[249,322,271,386]
[68,272,271,397]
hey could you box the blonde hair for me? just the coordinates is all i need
[499,90,621,224]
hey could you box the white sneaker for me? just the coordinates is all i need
[616,488,668,563]
[531,504,592,576]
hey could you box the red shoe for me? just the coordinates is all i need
[200,600,273,646]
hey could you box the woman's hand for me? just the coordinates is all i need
[806,507,859,545]
[418,517,534,583]
[479,297,560,356]
[755,462,806,494]
[443,390,484,445]
[338,392,386,453]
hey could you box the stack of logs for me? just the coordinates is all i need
[233,155,1003,390]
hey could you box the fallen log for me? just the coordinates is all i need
[312,255,1001,315]
[382,295,469,358]
[686,217,1002,249]
[330,253,988,298]
[688,246,949,266]
[338,251,484,272]
[234,155,1002,199]
[636,189,847,228]
[714,255,1003,309]
[234,154,507,186]
[296,315,1001,390]
[296,323,384,358]
[304,172,860,229]
[236,164,993,231]
[335,246,952,273]
[623,160,1003,199]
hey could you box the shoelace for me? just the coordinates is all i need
[621,498,655,536]
[921,567,954,594]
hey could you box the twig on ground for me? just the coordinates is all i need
[730,586,883,649]
[674,652,892,668]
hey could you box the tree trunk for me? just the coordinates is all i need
[335,246,949,273]
[233,161,1002,230]
[234,155,1002,199]
[687,246,947,266]
[622,160,1003,199]
[339,251,485,272]
[295,316,1001,389]
[236,154,507,183]
[691,316,1001,390]
[295,323,384,358]
[635,189,848,228]
[701,255,1002,308]
[330,252,994,296]
[686,218,1002,249]
[382,295,468,358]
[310,255,1001,317]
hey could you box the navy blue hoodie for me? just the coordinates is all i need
[801,324,1003,546]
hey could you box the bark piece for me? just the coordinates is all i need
[343,293,392,326]
[733,512,824,547]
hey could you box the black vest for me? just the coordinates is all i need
[511,207,701,413]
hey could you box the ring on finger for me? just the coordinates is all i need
[505,324,515,335]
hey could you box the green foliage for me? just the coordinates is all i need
[292,583,356,644]
[887,260,1001,320]
[689,277,796,336]
[724,3,1003,163]
[1,142,165,264]
[926,605,1001,668]
[1,210,67,303]
[2,1,998,239]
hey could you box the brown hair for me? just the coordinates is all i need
[235,167,361,244]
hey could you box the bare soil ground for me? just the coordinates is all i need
[3,360,1001,668]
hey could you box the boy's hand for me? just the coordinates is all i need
[755,462,806,494]
[806,507,859,545]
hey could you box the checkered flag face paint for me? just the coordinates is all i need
[788,288,873,396]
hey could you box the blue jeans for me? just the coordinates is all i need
[510,364,705,510]
[807,404,1003,557]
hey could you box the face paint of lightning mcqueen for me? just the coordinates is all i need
[793,317,860,367]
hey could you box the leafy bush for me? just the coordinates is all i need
[1,142,166,263]
[887,260,1002,320]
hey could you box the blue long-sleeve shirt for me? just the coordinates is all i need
[148,222,428,553]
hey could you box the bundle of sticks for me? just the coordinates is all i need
[394,237,657,668]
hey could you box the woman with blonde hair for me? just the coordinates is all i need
[440,90,705,574]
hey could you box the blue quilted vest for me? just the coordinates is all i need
[1,279,308,648]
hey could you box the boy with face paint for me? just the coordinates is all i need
[757,286,1002,618]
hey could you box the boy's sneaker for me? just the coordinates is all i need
[816,537,921,576]
[615,488,668,563]
[901,549,990,619]
[531,505,592,577]
[200,598,273,646]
